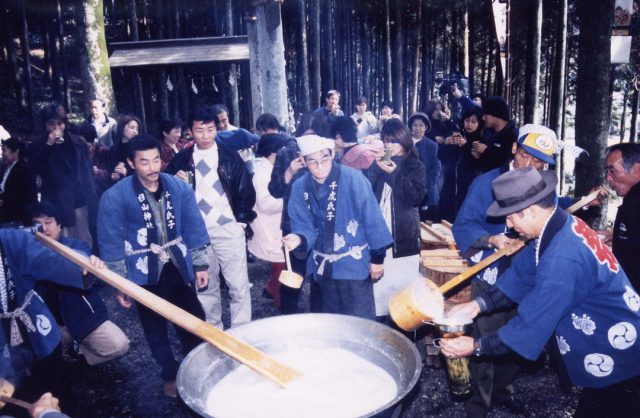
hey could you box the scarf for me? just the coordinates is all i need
[303,163,341,279]
[0,243,35,346]
[131,175,184,283]
[0,243,16,314]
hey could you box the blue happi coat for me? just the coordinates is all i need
[453,166,509,285]
[98,173,209,285]
[453,164,573,285]
[0,228,90,378]
[497,209,640,388]
[288,165,393,281]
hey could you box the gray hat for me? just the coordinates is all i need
[487,167,557,217]
[408,112,431,132]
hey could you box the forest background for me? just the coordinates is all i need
[0,0,638,226]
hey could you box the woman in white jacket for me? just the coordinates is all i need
[248,133,287,308]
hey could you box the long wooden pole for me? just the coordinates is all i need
[437,192,600,296]
[34,232,301,386]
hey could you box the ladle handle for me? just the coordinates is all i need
[438,239,526,294]
[565,187,603,214]
[0,395,32,410]
[437,193,593,297]
[284,246,293,272]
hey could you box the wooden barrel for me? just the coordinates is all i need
[420,222,457,251]
[420,250,471,304]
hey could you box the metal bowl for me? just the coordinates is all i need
[177,313,423,418]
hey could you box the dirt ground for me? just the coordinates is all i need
[12,260,580,418]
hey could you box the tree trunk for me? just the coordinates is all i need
[128,0,145,125]
[420,4,431,105]
[391,0,403,118]
[361,1,371,102]
[620,88,628,142]
[383,0,392,101]
[255,0,290,128]
[467,6,475,93]
[0,3,16,96]
[549,0,568,138]
[225,0,240,127]
[574,0,614,227]
[296,0,310,112]
[77,0,117,116]
[322,0,334,92]
[631,89,639,142]
[523,0,541,124]
[19,0,34,126]
[53,0,71,111]
[247,15,263,123]
[410,0,422,115]
[41,16,51,84]
[450,5,458,75]
[310,0,321,107]
[463,8,469,80]
[549,0,567,191]
[47,2,62,103]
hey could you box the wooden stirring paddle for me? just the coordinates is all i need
[34,231,302,387]
[0,378,32,411]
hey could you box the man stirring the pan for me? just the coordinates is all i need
[98,135,210,398]
[442,167,640,418]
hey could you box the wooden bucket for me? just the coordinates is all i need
[420,250,471,304]
[420,223,457,251]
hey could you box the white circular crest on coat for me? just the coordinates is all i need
[583,353,614,377]
[470,250,483,263]
[556,335,570,355]
[136,256,148,275]
[136,228,148,247]
[607,322,637,350]
[36,314,52,336]
[482,267,498,285]
[623,286,640,312]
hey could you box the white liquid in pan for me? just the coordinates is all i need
[205,347,398,418]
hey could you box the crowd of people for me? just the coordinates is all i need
[0,86,639,417]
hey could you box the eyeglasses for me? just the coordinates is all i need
[305,154,332,169]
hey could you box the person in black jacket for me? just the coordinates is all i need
[605,143,640,293]
[367,119,426,320]
[165,107,256,329]
[31,201,129,366]
[474,96,518,172]
[0,136,36,226]
[28,104,97,246]
[109,114,142,183]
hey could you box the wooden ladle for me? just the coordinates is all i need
[278,245,304,289]
[34,231,302,387]
[390,188,602,331]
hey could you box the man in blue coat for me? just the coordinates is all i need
[452,124,569,416]
[0,227,103,383]
[98,135,210,398]
[442,167,640,418]
[31,201,129,366]
[283,134,392,320]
